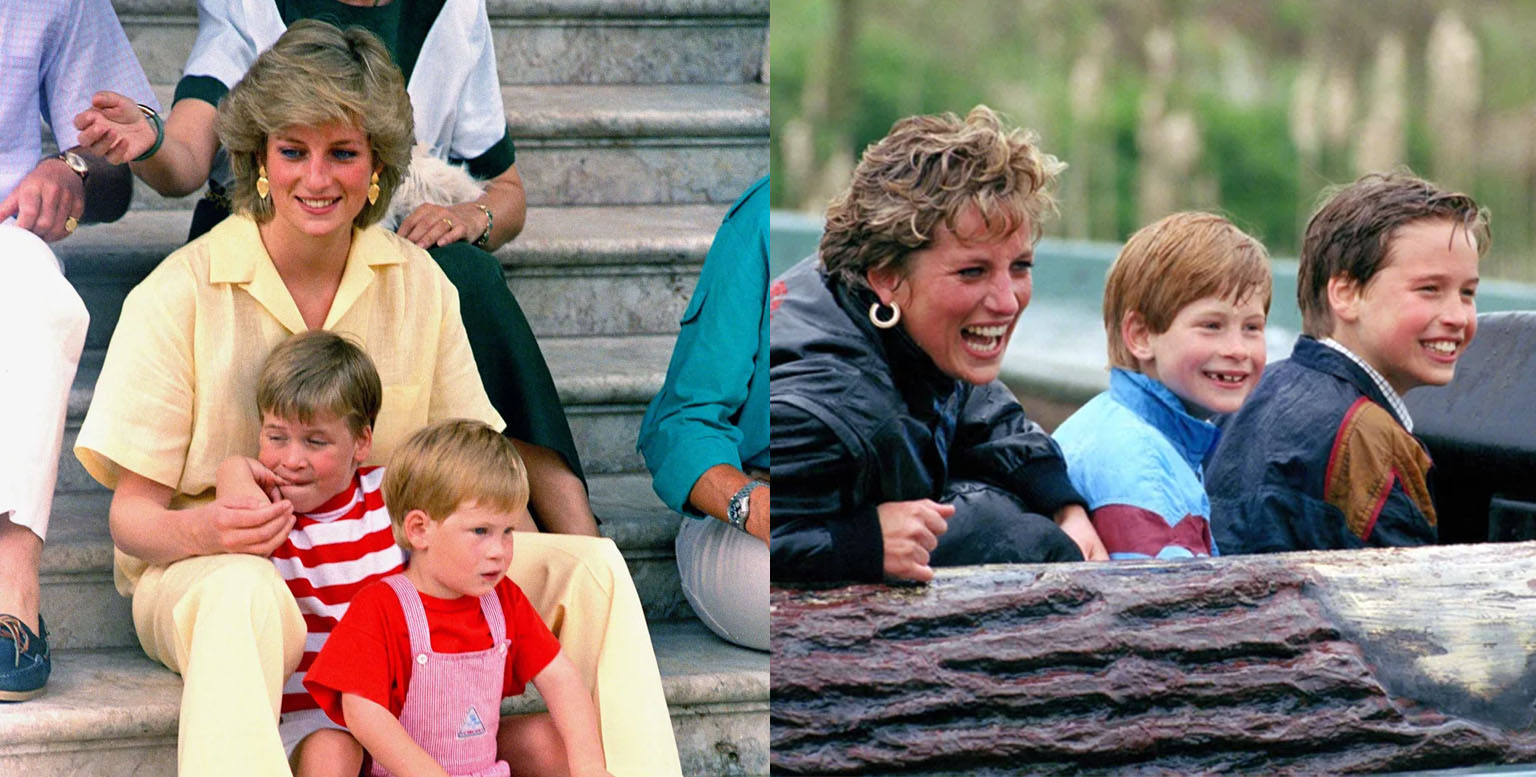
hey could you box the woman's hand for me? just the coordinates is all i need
[397,201,488,249]
[189,496,297,558]
[111,469,296,564]
[877,499,955,582]
[1054,504,1108,561]
[73,91,158,164]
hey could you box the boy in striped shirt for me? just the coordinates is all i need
[215,329,401,776]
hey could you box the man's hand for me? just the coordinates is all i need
[877,499,954,582]
[73,90,157,164]
[1054,504,1108,561]
[0,158,82,242]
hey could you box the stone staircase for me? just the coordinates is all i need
[0,1,768,775]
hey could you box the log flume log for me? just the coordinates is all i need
[770,542,1536,775]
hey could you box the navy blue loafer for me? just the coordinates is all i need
[0,614,49,702]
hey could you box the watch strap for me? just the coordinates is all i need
[727,480,764,533]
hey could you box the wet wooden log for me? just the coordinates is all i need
[770,542,1536,775]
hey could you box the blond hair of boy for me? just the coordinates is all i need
[1104,211,1273,372]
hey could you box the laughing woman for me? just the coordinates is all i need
[770,106,1109,584]
[74,23,679,777]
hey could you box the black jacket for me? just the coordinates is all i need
[769,257,1083,582]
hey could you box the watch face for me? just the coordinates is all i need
[60,151,88,177]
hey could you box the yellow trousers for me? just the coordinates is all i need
[131,534,682,777]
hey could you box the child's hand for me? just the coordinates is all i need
[245,459,291,503]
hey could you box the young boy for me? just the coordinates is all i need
[1054,212,1272,559]
[215,330,402,776]
[305,419,613,777]
[1207,172,1487,554]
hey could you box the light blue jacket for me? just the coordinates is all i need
[637,177,769,515]
[1053,369,1220,559]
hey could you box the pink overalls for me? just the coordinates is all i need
[372,575,511,777]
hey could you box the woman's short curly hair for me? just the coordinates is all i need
[216,20,413,228]
[819,105,1066,290]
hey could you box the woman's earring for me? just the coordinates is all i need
[367,171,380,205]
[869,300,902,329]
[256,165,270,201]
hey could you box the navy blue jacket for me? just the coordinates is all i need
[769,257,1082,582]
[1207,337,1437,554]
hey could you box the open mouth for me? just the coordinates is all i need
[961,324,1009,356]
[1203,370,1248,387]
[296,196,341,213]
[1422,339,1461,359]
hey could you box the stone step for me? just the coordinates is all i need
[0,620,767,777]
[116,0,768,87]
[55,84,767,210]
[39,471,691,653]
[58,203,730,345]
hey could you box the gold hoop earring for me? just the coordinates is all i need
[367,171,380,206]
[256,164,270,201]
[869,300,901,329]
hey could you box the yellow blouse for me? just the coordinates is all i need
[76,214,502,592]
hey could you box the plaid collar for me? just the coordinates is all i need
[1319,338,1413,433]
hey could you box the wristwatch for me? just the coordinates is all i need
[727,481,765,533]
[55,150,89,186]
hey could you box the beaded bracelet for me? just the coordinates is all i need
[471,202,494,247]
[133,104,164,162]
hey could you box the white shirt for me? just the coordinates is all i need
[0,0,159,200]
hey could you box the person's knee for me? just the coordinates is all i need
[1,226,88,347]
[185,555,297,622]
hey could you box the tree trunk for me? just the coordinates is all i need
[771,542,1536,775]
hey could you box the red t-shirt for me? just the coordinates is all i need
[304,575,561,726]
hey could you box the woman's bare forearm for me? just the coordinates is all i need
[130,99,220,197]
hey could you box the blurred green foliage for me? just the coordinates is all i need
[771,0,1536,281]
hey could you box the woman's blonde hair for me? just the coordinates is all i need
[819,105,1065,290]
[382,419,529,550]
[1102,212,1272,370]
[216,20,413,227]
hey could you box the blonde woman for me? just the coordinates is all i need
[74,0,596,537]
[76,22,680,777]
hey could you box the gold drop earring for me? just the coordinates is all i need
[367,171,380,205]
[256,164,270,201]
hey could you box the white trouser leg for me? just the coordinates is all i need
[0,223,88,541]
[675,516,769,651]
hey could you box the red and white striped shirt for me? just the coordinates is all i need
[271,465,405,714]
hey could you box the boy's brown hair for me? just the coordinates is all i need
[1299,171,1490,337]
[1103,211,1273,370]
[256,330,382,438]
[382,419,529,549]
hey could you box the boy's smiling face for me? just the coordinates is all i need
[1130,291,1268,415]
[258,410,371,513]
[1328,218,1480,395]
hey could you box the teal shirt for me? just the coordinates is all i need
[638,177,770,515]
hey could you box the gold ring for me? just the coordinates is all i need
[64,215,78,234]
[441,217,454,228]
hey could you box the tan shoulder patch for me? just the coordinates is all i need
[1323,398,1435,540]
